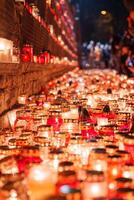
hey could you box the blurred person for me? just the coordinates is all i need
[102,44,111,68]
[120,46,133,76]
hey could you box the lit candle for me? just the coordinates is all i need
[97,117,108,127]
[82,170,108,199]
[0,38,13,63]
[27,164,56,200]
[18,95,27,104]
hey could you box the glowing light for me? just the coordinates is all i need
[101,10,107,15]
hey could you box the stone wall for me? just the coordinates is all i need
[0,62,75,115]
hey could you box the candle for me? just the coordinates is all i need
[7,110,17,130]
[27,164,56,200]
[21,44,33,62]
[82,170,108,199]
[0,38,13,63]
[18,95,27,104]
[97,117,108,127]
[37,125,53,138]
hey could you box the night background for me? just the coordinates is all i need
[70,0,133,43]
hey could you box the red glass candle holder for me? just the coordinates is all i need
[44,51,50,64]
[37,53,45,64]
[81,123,97,139]
[47,111,63,132]
[21,44,33,62]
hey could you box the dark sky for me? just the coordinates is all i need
[71,0,129,42]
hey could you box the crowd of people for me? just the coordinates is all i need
[81,8,134,77]
[86,31,134,77]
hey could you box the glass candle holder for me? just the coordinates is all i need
[59,161,74,172]
[115,177,133,189]
[60,119,79,133]
[88,148,107,172]
[81,122,97,139]
[47,111,63,132]
[27,164,56,200]
[105,145,118,156]
[97,117,108,127]
[122,163,134,179]
[57,170,79,194]
[116,187,134,199]
[82,170,108,199]
[51,132,70,148]
[124,135,134,159]
[21,44,33,62]
[107,155,123,181]
[37,124,53,138]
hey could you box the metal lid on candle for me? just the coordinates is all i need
[37,125,52,131]
[116,150,129,155]
[45,195,67,200]
[34,136,50,146]
[86,170,105,182]
[115,177,132,183]
[59,161,74,167]
[116,187,134,193]
[124,135,134,145]
[63,119,78,123]
[86,170,104,176]
[59,170,76,177]
[106,145,118,149]
[93,148,107,154]
[50,148,64,154]
[108,154,122,161]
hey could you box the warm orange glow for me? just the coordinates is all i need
[101,10,107,15]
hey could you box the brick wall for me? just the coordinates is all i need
[0,62,75,115]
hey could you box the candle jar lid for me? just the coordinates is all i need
[21,145,40,157]
[89,148,107,159]
[45,195,67,200]
[116,150,132,161]
[124,135,134,145]
[93,148,107,154]
[49,111,61,117]
[108,154,122,163]
[37,125,53,131]
[49,148,65,160]
[115,177,132,185]
[50,103,62,109]
[58,170,76,178]
[71,133,81,137]
[34,136,50,146]
[59,161,74,172]
[63,119,79,123]
[0,146,20,155]
[86,170,105,182]
[8,138,29,147]
[106,145,118,155]
[116,187,134,198]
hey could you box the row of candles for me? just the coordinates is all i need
[49,3,77,53]
[46,0,77,48]
[0,38,78,66]
[0,69,134,199]
[0,0,78,63]
[24,2,77,59]
[21,44,77,66]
